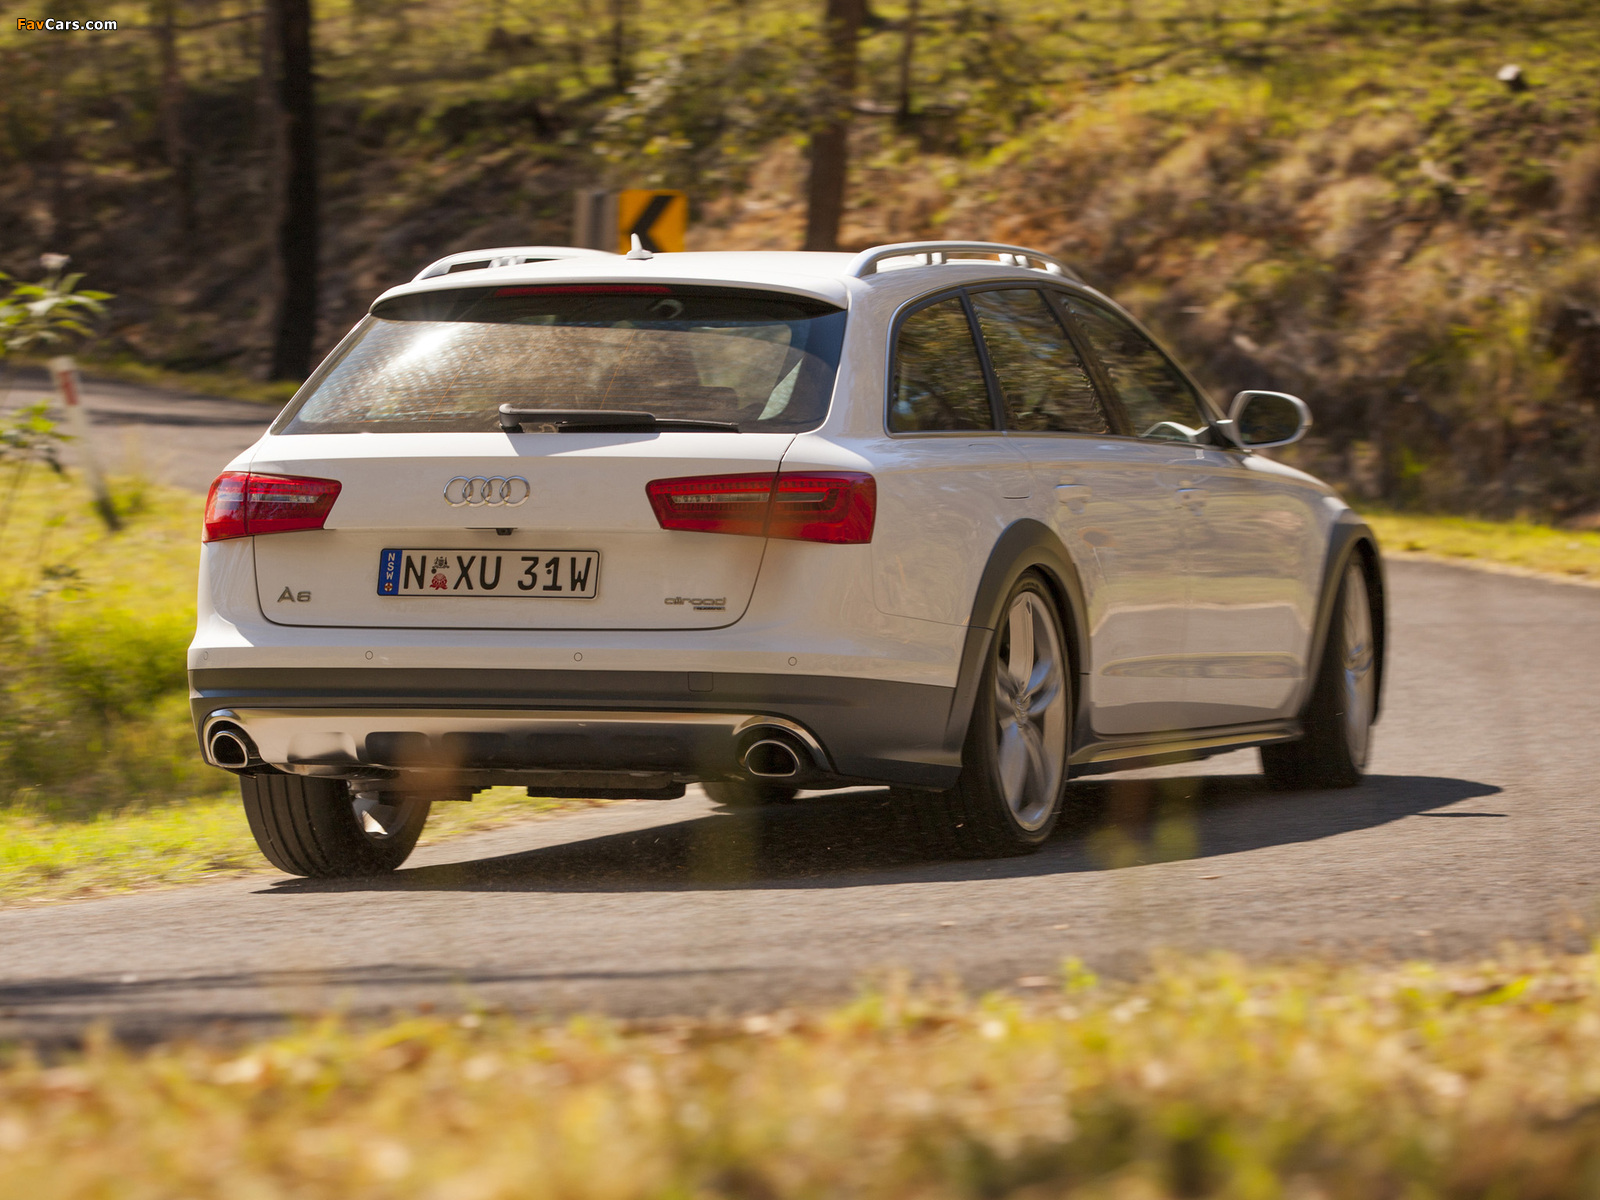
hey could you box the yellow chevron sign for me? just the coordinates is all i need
[615,189,688,254]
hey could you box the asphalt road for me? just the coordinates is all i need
[2,366,274,492]
[2,556,1597,1043]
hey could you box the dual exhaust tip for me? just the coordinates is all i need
[207,718,820,781]
[207,725,259,771]
[738,732,812,781]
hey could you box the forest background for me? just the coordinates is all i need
[1,0,1598,520]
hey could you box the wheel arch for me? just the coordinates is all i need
[942,519,1091,757]
[1301,513,1388,724]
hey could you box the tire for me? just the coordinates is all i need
[1261,554,1377,790]
[240,774,431,877]
[704,781,799,808]
[921,572,1072,858]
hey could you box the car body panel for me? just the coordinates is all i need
[1176,447,1333,724]
[867,433,1032,625]
[1005,433,1197,734]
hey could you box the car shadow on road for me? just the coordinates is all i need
[265,772,1501,897]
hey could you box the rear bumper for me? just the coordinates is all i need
[189,667,961,789]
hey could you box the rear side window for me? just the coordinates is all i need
[969,289,1109,435]
[273,285,847,435]
[1063,296,1209,442]
[889,297,996,432]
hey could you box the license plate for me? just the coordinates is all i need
[377,549,600,598]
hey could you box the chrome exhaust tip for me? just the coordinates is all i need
[207,726,257,771]
[741,737,802,779]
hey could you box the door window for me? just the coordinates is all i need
[969,288,1109,435]
[889,297,996,432]
[1064,297,1209,442]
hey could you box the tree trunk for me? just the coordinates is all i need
[803,0,863,252]
[896,0,919,128]
[608,0,631,93]
[47,36,69,242]
[153,0,195,234]
[265,0,319,382]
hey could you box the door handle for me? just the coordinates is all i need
[1175,487,1207,510]
[1055,483,1092,512]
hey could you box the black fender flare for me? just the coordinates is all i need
[942,519,1091,757]
[1300,511,1387,724]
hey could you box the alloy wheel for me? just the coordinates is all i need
[1339,562,1377,769]
[991,589,1069,831]
[352,791,410,839]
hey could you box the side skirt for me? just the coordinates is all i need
[1068,719,1302,777]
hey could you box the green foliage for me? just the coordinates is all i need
[0,256,111,357]
[594,36,816,191]
[0,400,67,472]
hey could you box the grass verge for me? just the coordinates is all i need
[13,354,301,407]
[1364,510,1600,584]
[0,467,215,812]
[0,787,619,907]
[0,457,624,905]
[4,947,1600,1197]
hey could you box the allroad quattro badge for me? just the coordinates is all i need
[444,476,531,507]
[665,596,727,611]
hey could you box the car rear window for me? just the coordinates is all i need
[272,285,848,435]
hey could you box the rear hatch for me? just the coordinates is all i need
[250,432,793,629]
[243,279,846,631]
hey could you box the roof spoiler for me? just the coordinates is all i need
[412,246,616,282]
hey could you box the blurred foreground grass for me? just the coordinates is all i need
[6,948,1600,1198]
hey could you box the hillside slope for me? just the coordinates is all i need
[2,0,1596,518]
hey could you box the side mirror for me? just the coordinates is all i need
[1224,390,1311,449]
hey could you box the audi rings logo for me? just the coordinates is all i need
[443,476,531,507]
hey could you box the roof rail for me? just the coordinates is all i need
[413,245,615,282]
[848,241,1082,282]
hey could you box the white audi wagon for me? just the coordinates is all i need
[191,240,1384,876]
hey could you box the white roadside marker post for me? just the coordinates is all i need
[48,355,120,531]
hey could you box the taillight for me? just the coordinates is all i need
[646,471,876,544]
[203,471,342,542]
[769,473,878,543]
[645,473,775,536]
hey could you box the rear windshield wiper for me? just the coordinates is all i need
[498,406,740,433]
